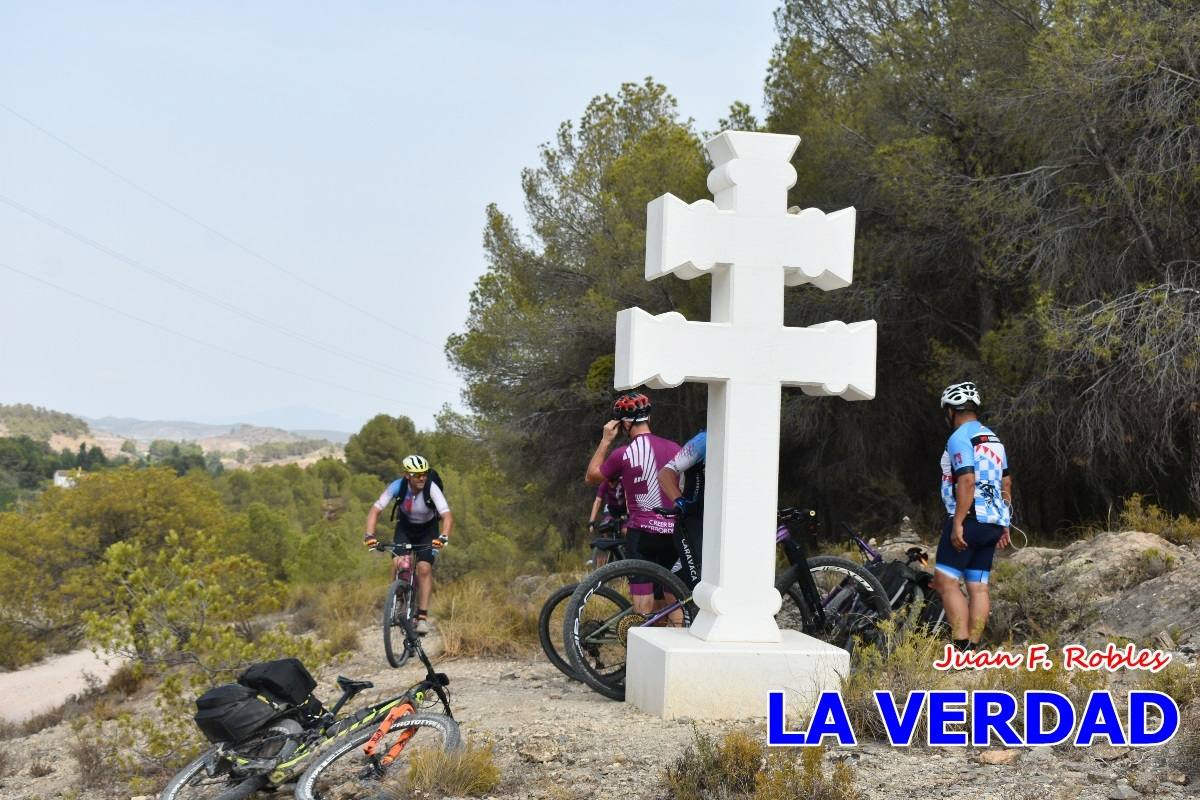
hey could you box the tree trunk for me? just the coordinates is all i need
[1189,406,1200,515]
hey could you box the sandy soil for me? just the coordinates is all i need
[0,649,125,723]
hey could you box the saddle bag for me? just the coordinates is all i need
[194,684,277,744]
[238,658,318,706]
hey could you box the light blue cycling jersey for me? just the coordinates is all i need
[939,420,1011,526]
[664,431,706,507]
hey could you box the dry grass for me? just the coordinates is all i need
[0,747,13,778]
[1119,494,1200,543]
[290,577,379,653]
[662,728,860,800]
[434,576,539,658]
[27,757,53,777]
[401,741,501,797]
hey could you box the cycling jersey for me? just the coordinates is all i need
[940,420,1011,526]
[373,479,450,524]
[595,477,626,518]
[599,432,680,535]
[664,431,706,510]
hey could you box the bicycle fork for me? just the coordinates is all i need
[363,702,417,768]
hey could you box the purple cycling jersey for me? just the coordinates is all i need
[595,478,625,517]
[599,432,680,535]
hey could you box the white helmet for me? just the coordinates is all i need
[940,381,981,411]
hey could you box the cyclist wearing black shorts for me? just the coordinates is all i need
[585,392,681,616]
[933,382,1013,652]
[364,454,453,635]
[658,430,705,589]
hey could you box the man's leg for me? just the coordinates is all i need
[933,518,971,643]
[933,570,969,640]
[415,560,433,611]
[965,581,990,644]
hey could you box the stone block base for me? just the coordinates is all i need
[625,627,848,720]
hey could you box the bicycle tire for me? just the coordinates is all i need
[159,749,266,800]
[562,559,693,702]
[383,578,413,668]
[293,713,463,800]
[776,556,891,652]
[538,582,629,682]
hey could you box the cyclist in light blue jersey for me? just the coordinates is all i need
[933,382,1013,652]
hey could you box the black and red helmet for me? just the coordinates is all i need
[612,392,652,422]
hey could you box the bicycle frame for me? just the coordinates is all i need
[261,614,450,784]
[581,508,837,636]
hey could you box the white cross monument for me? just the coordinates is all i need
[617,131,877,719]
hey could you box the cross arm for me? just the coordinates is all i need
[646,195,857,291]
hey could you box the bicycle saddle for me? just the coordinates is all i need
[336,676,374,693]
[589,537,625,549]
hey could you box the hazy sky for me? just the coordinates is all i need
[1,1,780,432]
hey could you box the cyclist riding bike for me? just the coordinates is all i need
[657,429,705,589]
[364,454,453,635]
[932,381,1013,652]
[585,392,681,617]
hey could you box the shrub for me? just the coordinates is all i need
[662,728,861,800]
[840,625,958,742]
[28,757,53,777]
[1120,494,1200,543]
[399,741,501,797]
[434,576,539,658]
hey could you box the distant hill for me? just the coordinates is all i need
[85,417,352,445]
[0,404,89,441]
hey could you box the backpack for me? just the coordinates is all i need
[389,469,445,521]
[194,684,277,744]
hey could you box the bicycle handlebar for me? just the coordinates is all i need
[371,542,437,555]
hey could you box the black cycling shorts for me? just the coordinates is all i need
[673,514,703,590]
[934,516,1004,584]
[626,528,679,598]
[394,516,440,565]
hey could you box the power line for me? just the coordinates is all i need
[0,260,446,415]
[0,101,450,351]
[0,192,458,390]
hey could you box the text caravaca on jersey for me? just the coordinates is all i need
[768,643,1179,748]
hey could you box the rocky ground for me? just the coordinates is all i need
[1,528,1197,800]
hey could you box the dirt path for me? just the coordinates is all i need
[0,649,124,724]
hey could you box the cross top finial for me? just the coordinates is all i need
[705,131,800,215]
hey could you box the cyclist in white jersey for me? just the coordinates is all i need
[364,454,453,635]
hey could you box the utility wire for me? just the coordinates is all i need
[0,101,449,352]
[0,192,457,390]
[0,260,445,415]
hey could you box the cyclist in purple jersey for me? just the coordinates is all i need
[586,392,681,616]
[587,477,625,567]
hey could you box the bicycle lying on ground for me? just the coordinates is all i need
[840,521,947,635]
[375,541,437,668]
[561,507,891,701]
[161,614,460,800]
[537,517,628,682]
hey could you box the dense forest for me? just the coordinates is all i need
[449,0,1200,540]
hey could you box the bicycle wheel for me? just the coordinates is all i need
[776,556,891,652]
[382,579,413,669]
[562,560,693,701]
[159,750,265,800]
[294,713,463,800]
[538,583,629,682]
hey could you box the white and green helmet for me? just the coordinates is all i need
[401,454,430,474]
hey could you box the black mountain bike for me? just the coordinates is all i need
[160,615,459,800]
[376,542,436,668]
[538,517,628,681]
[842,522,947,635]
[562,507,890,701]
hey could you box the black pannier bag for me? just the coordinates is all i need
[194,684,277,744]
[238,658,318,707]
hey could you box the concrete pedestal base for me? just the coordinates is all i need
[626,628,848,720]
